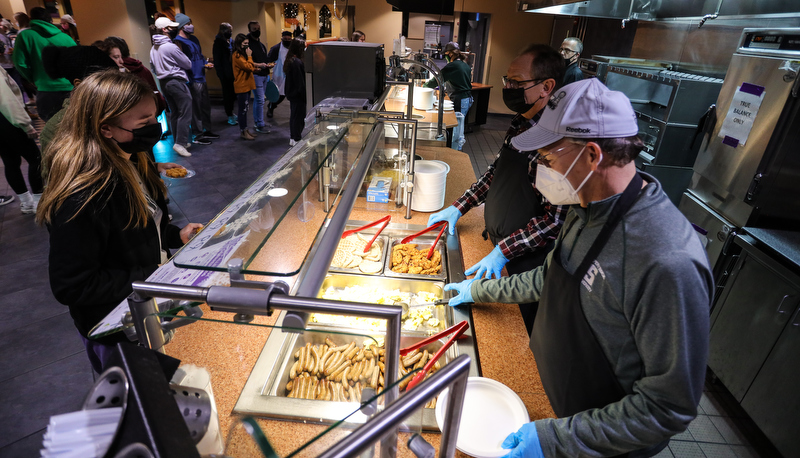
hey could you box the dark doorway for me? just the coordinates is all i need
[458,12,490,83]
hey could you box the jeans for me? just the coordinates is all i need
[253,75,267,127]
[79,332,117,374]
[451,96,473,151]
[0,114,43,194]
[36,90,71,122]
[189,81,212,134]
[237,92,250,130]
[162,79,193,146]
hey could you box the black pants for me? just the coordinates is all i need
[269,95,285,111]
[0,115,43,194]
[505,244,552,336]
[220,76,236,117]
[36,90,71,122]
[288,96,305,140]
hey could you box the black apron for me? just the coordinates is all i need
[530,173,668,458]
[484,145,543,243]
[485,145,552,334]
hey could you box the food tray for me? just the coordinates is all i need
[315,274,447,333]
[328,235,389,276]
[383,237,448,281]
[272,328,456,410]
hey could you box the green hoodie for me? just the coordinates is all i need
[13,19,76,91]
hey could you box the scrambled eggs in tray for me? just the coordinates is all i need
[313,284,445,333]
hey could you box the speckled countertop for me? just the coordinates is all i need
[164,146,554,457]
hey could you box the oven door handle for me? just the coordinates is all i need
[691,104,716,153]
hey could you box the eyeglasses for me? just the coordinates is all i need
[560,47,579,56]
[502,76,545,90]
[535,141,585,167]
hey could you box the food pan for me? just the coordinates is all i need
[315,274,447,333]
[328,234,388,276]
[271,329,456,412]
[383,237,447,281]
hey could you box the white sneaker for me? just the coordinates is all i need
[289,139,297,147]
[173,144,191,157]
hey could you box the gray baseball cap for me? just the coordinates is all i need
[511,78,639,152]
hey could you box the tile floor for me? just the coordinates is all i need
[0,103,783,457]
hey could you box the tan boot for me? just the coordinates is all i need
[240,129,255,141]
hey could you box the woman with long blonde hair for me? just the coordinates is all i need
[38,70,201,372]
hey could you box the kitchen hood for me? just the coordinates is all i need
[517,0,800,21]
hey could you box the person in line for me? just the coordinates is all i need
[0,19,12,53]
[283,37,306,146]
[39,45,117,153]
[560,36,584,85]
[246,21,272,133]
[173,13,219,143]
[0,66,42,214]
[213,22,237,126]
[13,12,30,33]
[351,30,366,42]
[428,44,568,335]
[102,36,167,114]
[150,16,194,157]
[424,41,472,151]
[266,30,292,119]
[37,70,202,374]
[232,33,268,141]
[59,14,79,44]
[446,78,712,457]
[12,7,76,121]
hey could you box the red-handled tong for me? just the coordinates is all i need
[399,221,447,260]
[341,215,391,253]
[400,320,469,391]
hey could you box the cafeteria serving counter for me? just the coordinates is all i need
[140,110,554,456]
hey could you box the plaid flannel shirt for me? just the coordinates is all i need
[452,113,569,260]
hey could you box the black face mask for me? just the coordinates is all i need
[503,87,536,114]
[113,123,163,154]
[250,30,260,39]
[282,40,291,48]
[223,31,232,39]
[167,28,179,39]
[564,57,573,67]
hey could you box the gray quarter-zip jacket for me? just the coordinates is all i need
[472,173,713,457]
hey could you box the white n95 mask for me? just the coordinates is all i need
[535,145,600,205]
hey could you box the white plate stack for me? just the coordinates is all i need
[405,160,450,212]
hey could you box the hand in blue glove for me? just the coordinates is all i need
[464,245,508,280]
[501,422,544,458]
[443,278,475,307]
[427,205,462,235]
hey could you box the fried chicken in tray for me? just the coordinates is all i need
[391,243,442,275]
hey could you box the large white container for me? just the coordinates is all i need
[405,160,449,212]
[413,87,435,110]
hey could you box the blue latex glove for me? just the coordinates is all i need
[464,245,508,280]
[443,279,475,307]
[427,205,461,235]
[501,422,544,458]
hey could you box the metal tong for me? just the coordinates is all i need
[400,320,469,391]
[400,221,447,260]
[340,215,391,253]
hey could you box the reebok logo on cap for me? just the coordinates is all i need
[566,127,591,133]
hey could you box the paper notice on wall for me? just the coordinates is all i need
[718,82,766,148]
